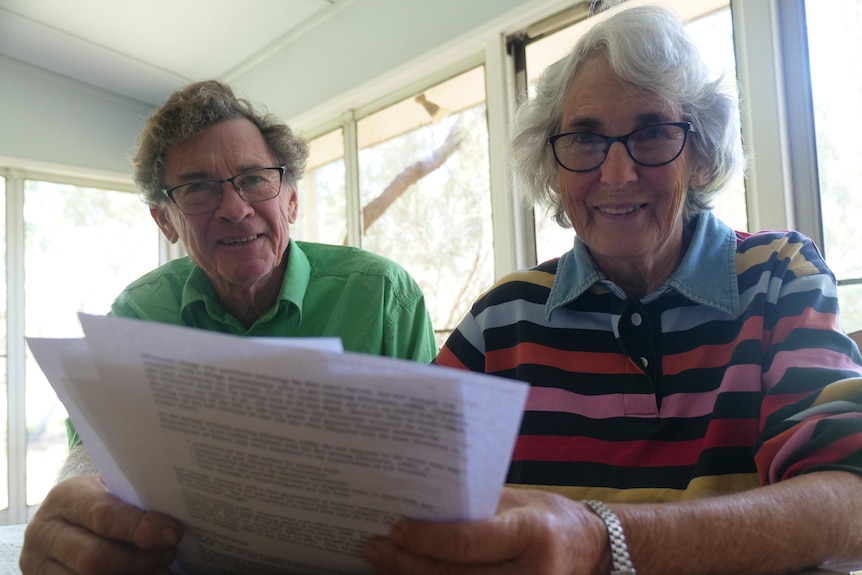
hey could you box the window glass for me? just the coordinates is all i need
[527,2,746,263]
[805,0,862,332]
[685,8,747,233]
[23,181,159,505]
[357,67,494,347]
[295,128,348,245]
[0,175,6,511]
[525,17,590,264]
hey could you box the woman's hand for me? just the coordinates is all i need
[363,487,610,575]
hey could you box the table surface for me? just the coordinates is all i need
[1,524,24,574]
[0,523,858,575]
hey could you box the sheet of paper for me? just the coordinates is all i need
[26,337,140,505]
[28,314,528,575]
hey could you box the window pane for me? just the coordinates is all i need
[357,67,494,346]
[838,284,862,334]
[527,2,746,263]
[296,128,347,245]
[805,0,862,330]
[0,175,6,512]
[685,8,747,232]
[23,181,160,505]
[525,17,591,264]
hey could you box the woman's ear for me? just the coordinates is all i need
[689,163,710,190]
[285,185,298,224]
[150,206,179,244]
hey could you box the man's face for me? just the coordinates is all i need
[151,118,297,297]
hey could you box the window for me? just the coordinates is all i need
[296,128,348,245]
[0,175,7,513]
[1,172,160,523]
[685,8,747,233]
[805,0,862,331]
[357,68,493,346]
[298,67,494,347]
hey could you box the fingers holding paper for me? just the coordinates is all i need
[19,474,183,575]
[363,487,608,575]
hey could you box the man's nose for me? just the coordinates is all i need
[214,183,254,220]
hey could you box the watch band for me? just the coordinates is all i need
[582,499,636,575]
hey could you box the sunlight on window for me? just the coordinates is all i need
[805,0,862,332]
[296,128,348,245]
[357,68,494,347]
[0,176,6,511]
[23,181,159,505]
[685,8,747,233]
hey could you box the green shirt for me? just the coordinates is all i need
[67,240,437,447]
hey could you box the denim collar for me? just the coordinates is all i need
[546,211,738,320]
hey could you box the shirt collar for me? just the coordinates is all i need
[279,240,311,323]
[181,239,311,325]
[546,211,738,319]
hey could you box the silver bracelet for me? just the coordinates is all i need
[582,499,636,575]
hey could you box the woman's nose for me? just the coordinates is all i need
[600,141,638,187]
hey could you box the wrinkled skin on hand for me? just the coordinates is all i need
[20,475,183,575]
[363,487,609,575]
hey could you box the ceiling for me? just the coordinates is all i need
[0,0,340,107]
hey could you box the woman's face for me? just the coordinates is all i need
[555,56,698,280]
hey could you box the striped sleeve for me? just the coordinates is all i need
[741,232,862,483]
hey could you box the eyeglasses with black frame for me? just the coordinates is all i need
[548,122,696,173]
[162,165,287,215]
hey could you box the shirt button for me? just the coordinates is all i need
[641,356,649,367]
[631,313,642,326]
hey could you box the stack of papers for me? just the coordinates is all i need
[28,314,528,575]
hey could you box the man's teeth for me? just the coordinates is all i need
[221,235,257,245]
[600,205,641,215]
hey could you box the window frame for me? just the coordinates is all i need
[291,38,529,280]
[732,0,822,242]
[734,0,862,296]
[0,163,167,524]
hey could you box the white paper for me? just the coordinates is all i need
[28,314,528,575]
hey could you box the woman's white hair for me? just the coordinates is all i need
[510,4,745,227]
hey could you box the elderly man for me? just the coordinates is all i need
[21,80,437,574]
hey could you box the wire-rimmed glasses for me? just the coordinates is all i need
[548,122,696,173]
[162,165,287,214]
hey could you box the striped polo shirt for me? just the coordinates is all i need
[435,211,862,503]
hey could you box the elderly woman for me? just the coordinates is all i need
[20,81,437,573]
[364,5,862,575]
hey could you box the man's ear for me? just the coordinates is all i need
[286,185,298,224]
[150,206,179,244]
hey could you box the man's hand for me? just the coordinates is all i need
[20,474,183,575]
[363,487,610,575]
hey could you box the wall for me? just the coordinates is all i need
[0,55,152,176]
